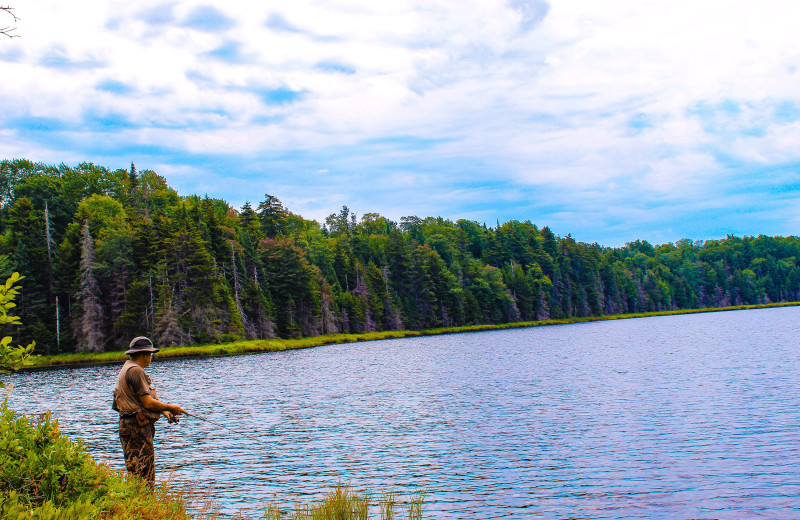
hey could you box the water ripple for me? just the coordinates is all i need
[7,306,800,518]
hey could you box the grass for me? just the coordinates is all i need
[26,301,800,370]
[263,484,426,520]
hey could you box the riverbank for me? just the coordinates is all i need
[26,301,800,370]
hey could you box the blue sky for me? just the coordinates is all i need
[1,1,800,246]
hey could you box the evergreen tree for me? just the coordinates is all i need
[3,158,800,349]
[257,194,288,239]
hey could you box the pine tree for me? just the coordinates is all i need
[257,194,288,239]
[127,162,139,210]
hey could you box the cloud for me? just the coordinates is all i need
[7,116,72,132]
[137,3,176,25]
[0,46,23,63]
[38,46,105,69]
[363,135,451,152]
[82,111,142,131]
[96,79,135,95]
[265,12,302,33]
[627,113,653,134]
[315,60,356,75]
[255,88,305,106]
[203,40,252,64]
[508,0,549,32]
[182,5,236,32]
[774,102,800,124]
[3,0,800,246]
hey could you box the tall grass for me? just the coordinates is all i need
[263,484,425,520]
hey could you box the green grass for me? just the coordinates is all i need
[27,301,800,370]
[263,484,426,520]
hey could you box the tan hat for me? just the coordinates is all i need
[125,336,159,355]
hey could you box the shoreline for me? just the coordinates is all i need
[23,301,800,370]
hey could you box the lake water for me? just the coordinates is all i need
[6,307,800,519]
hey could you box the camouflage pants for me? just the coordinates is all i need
[119,416,156,486]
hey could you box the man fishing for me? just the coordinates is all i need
[113,336,186,486]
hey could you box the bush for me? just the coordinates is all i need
[0,272,35,389]
[0,396,218,519]
[0,397,107,511]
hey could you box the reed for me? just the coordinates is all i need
[263,484,426,520]
[405,490,426,520]
[291,483,370,520]
[380,490,397,520]
[26,301,800,370]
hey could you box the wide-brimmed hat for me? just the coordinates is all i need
[125,336,159,355]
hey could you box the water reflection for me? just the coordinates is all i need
[8,306,800,519]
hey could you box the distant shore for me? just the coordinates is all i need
[24,301,800,370]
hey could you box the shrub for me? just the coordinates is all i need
[0,272,35,389]
[0,396,221,519]
[0,397,107,511]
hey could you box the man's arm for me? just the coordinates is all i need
[139,394,187,416]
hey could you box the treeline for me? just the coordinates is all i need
[1,158,799,354]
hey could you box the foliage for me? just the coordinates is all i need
[0,272,35,388]
[4,158,800,356]
[0,394,233,519]
[0,397,199,519]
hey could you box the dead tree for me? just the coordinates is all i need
[1,6,18,39]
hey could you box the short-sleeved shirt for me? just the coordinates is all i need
[125,365,151,397]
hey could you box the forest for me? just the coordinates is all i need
[1,158,799,355]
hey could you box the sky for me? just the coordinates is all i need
[1,0,800,246]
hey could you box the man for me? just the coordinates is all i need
[113,336,186,486]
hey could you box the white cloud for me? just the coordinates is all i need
[2,0,800,244]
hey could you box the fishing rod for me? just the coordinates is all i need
[181,411,275,444]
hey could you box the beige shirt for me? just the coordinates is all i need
[114,359,162,421]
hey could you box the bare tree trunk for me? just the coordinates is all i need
[76,222,104,352]
[44,201,55,354]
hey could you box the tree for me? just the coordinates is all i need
[127,162,140,212]
[257,194,288,239]
[6,157,800,349]
[75,222,104,352]
[5,196,52,349]
[0,272,36,388]
[1,6,18,39]
[325,206,353,237]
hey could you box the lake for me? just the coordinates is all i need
[7,306,800,519]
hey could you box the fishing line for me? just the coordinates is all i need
[183,412,275,444]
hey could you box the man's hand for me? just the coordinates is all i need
[163,411,179,424]
[169,404,188,416]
